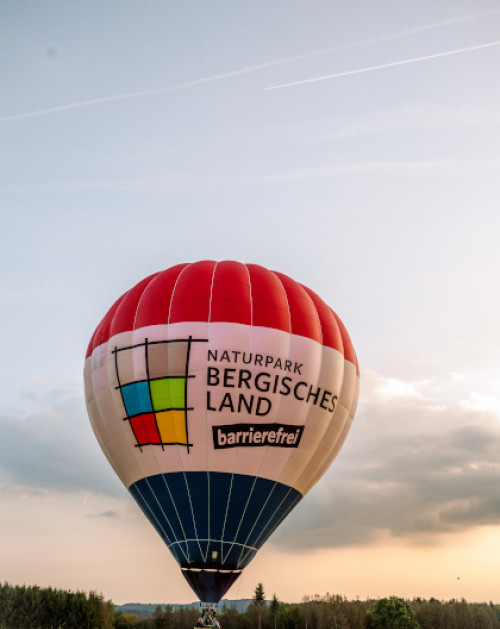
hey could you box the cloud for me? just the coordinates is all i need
[0,394,123,496]
[265,40,500,91]
[2,371,499,556]
[88,510,119,519]
[272,370,500,551]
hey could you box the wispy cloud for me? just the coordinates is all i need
[304,103,500,143]
[2,158,500,195]
[2,10,499,121]
[220,159,500,184]
[265,40,500,90]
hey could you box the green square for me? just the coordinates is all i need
[150,378,186,410]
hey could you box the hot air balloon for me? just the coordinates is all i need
[84,261,359,603]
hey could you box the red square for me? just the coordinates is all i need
[130,413,161,445]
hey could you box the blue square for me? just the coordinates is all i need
[121,381,152,416]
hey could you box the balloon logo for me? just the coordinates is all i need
[84,261,359,602]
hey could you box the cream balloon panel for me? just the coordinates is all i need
[85,321,354,495]
[84,390,121,480]
[106,330,166,486]
[278,344,345,492]
[84,349,124,480]
[206,323,312,483]
[192,322,344,490]
[250,331,336,488]
[88,330,162,488]
[317,363,360,473]
[294,362,353,491]
[301,367,360,495]
[88,340,109,394]
[86,330,156,488]
[189,320,254,477]
[86,349,134,484]
[89,384,143,488]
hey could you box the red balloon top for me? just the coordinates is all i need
[86,261,358,373]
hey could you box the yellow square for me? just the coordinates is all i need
[156,410,187,444]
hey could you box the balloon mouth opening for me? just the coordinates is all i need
[181,563,243,603]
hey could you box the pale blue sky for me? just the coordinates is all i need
[1,0,500,604]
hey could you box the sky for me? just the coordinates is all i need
[1,0,500,607]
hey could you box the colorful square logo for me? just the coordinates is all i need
[113,337,206,451]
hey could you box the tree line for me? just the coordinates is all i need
[0,582,113,628]
[1,581,500,629]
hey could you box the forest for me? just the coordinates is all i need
[1,581,500,629]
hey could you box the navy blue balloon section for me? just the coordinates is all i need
[129,471,302,601]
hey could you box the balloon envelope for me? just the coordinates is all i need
[84,261,359,602]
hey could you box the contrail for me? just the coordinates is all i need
[277,8,500,59]
[2,9,499,121]
[265,40,500,91]
[0,62,301,121]
[0,70,262,121]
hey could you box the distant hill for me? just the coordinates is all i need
[116,599,256,618]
